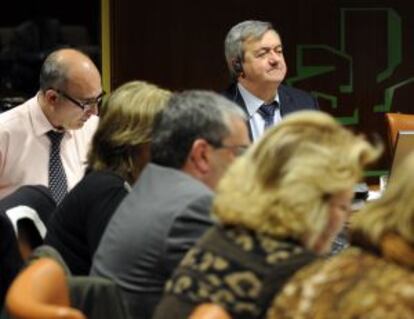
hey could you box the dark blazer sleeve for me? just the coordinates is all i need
[163,194,214,275]
[0,213,23,306]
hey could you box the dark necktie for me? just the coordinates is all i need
[47,131,68,204]
[258,101,278,129]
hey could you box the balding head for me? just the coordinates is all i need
[39,48,101,93]
[38,48,102,130]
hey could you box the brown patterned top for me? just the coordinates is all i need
[153,225,316,319]
[267,246,414,319]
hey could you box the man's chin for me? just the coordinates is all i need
[77,121,86,129]
[65,121,85,130]
[263,77,284,86]
[267,69,285,80]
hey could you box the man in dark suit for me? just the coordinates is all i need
[223,20,318,141]
[91,91,250,319]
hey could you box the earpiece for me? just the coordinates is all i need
[232,58,244,76]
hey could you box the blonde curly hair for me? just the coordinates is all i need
[213,111,381,247]
[351,152,414,245]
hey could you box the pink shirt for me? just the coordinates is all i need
[0,95,99,199]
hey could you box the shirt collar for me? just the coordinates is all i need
[29,93,72,138]
[237,83,279,117]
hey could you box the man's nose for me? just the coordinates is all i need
[269,51,282,64]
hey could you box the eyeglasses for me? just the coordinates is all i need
[53,88,105,111]
[207,140,249,156]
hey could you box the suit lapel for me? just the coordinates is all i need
[278,85,295,117]
[223,83,253,140]
[225,83,248,113]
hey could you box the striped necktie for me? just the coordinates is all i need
[258,101,278,129]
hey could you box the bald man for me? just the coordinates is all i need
[0,48,103,202]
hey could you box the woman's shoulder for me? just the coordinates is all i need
[82,170,126,187]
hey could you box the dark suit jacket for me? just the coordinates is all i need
[222,83,319,139]
[0,214,22,308]
[45,170,129,275]
[91,163,214,319]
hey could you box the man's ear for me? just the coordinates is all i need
[188,138,211,175]
[44,89,59,105]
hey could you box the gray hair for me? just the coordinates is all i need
[39,50,70,92]
[224,20,276,79]
[151,90,246,169]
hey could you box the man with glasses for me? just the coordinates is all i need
[91,90,250,319]
[0,48,102,203]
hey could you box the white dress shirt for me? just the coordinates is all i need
[0,94,98,199]
[238,83,281,141]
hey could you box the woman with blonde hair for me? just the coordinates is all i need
[268,151,414,319]
[153,111,380,319]
[45,81,171,275]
